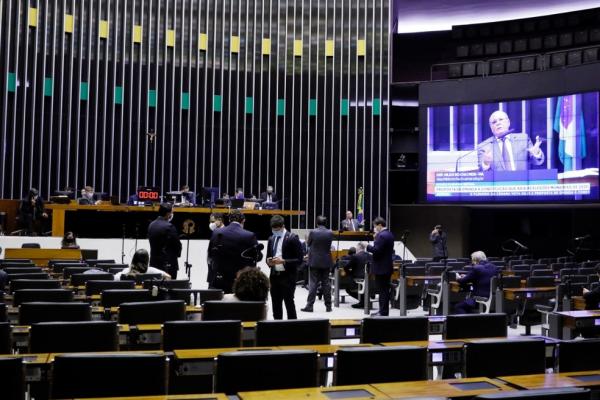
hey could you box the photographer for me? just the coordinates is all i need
[429,224,448,262]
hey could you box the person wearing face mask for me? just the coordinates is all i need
[266,215,303,319]
[208,210,261,293]
[366,217,395,316]
[18,188,48,235]
[260,185,279,204]
[206,213,225,286]
[79,185,100,205]
[147,203,182,279]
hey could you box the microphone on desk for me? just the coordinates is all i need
[512,239,528,251]
[574,234,591,241]
[454,148,480,172]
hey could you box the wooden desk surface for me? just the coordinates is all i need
[0,353,50,365]
[555,310,600,318]
[572,296,587,310]
[239,384,390,400]
[372,377,514,398]
[48,350,164,362]
[72,394,229,400]
[500,370,600,389]
[329,319,362,327]
[4,248,82,266]
[504,287,556,300]
[174,347,276,360]
[275,343,373,355]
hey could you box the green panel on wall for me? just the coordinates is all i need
[341,99,349,116]
[114,86,123,104]
[148,90,157,107]
[44,78,53,97]
[181,92,190,110]
[213,95,222,112]
[7,72,16,92]
[276,99,285,116]
[245,97,254,114]
[80,82,89,101]
[373,98,381,116]
[309,99,317,116]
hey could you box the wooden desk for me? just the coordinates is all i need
[500,370,600,390]
[503,287,556,301]
[329,319,362,339]
[373,377,514,398]
[239,384,390,399]
[47,350,164,363]
[0,353,50,382]
[406,275,440,287]
[555,310,600,329]
[72,394,229,400]
[4,248,82,266]
[174,347,276,377]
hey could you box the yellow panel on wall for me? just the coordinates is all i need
[357,39,366,56]
[166,29,176,47]
[133,25,143,43]
[231,36,240,53]
[325,40,334,57]
[28,7,38,27]
[294,40,303,57]
[99,20,109,39]
[199,33,208,51]
[64,14,74,33]
[262,38,271,55]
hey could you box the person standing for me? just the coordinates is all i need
[260,185,279,203]
[266,215,303,319]
[340,211,360,232]
[208,210,261,293]
[206,213,225,286]
[429,224,448,262]
[147,203,182,279]
[302,216,334,312]
[18,188,48,235]
[367,217,395,316]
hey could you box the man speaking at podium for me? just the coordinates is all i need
[477,110,545,171]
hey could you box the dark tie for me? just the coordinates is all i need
[501,137,512,171]
[273,236,280,255]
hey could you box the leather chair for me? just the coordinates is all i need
[464,339,546,377]
[4,267,43,274]
[63,266,93,279]
[0,304,6,323]
[142,279,191,290]
[85,280,135,296]
[118,300,186,324]
[0,357,25,400]
[50,262,87,273]
[558,339,600,372]
[444,313,507,339]
[13,289,74,306]
[101,289,153,308]
[0,322,11,353]
[19,302,92,325]
[6,273,49,282]
[202,300,267,322]
[120,273,163,284]
[96,263,128,271]
[29,321,119,353]
[256,319,330,346]
[71,272,113,286]
[162,320,242,350]
[361,316,429,343]
[9,279,61,293]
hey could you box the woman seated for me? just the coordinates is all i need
[61,231,80,249]
[114,249,171,280]
[224,267,270,302]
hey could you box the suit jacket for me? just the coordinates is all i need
[266,230,303,281]
[340,218,360,232]
[584,286,600,310]
[260,192,279,203]
[429,231,448,258]
[307,226,334,270]
[147,217,182,271]
[344,251,371,279]
[477,132,545,171]
[457,261,498,298]
[367,229,395,275]
[208,222,261,290]
[19,197,45,220]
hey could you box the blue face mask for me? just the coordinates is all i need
[272,229,284,237]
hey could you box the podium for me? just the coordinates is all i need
[334,230,374,242]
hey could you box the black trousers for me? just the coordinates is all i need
[306,267,331,307]
[375,273,392,316]
[270,275,297,319]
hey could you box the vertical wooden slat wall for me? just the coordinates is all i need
[0,0,389,229]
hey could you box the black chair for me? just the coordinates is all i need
[256,319,330,346]
[29,321,119,353]
[162,320,242,350]
[21,243,40,248]
[0,322,11,353]
[19,302,92,325]
[86,259,116,268]
[580,261,599,269]
[0,260,32,267]
[0,304,6,322]
[101,289,153,308]
[118,300,186,324]
[578,267,596,276]
[558,339,600,372]
[551,263,565,272]
[444,313,507,339]
[109,267,126,274]
[85,280,135,296]
[560,268,579,277]
[561,275,588,284]
[63,266,92,279]
[9,279,61,293]
[51,262,87,273]
[0,357,25,400]
[51,354,168,398]
[335,346,428,385]
[142,279,191,290]
[120,273,163,284]
[13,289,74,306]
[531,269,554,277]
[405,266,427,276]
[361,316,429,343]
[474,388,590,400]
[464,339,546,377]
[96,262,127,271]
[202,300,267,321]
[215,350,318,394]
[527,276,556,287]
[71,272,113,286]
[530,264,548,271]
[195,288,224,304]
[4,267,43,274]
[6,273,49,281]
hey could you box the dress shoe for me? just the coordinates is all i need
[351,303,364,309]
[370,312,388,317]
[301,306,313,312]
[326,306,332,312]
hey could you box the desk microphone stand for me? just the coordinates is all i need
[399,230,410,316]
[121,224,126,264]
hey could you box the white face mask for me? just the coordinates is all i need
[209,222,217,231]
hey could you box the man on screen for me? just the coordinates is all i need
[477,110,545,171]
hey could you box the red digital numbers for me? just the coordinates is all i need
[138,190,159,200]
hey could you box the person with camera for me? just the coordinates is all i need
[429,224,448,262]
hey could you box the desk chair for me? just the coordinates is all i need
[51,354,168,398]
[580,261,599,269]
[464,339,546,378]
[51,262,87,273]
[101,289,153,308]
[0,357,24,400]
[96,262,127,271]
[142,279,191,290]
[475,388,590,400]
[109,267,126,274]
[444,313,507,339]
[167,289,214,305]
[527,276,556,287]
[0,322,11,353]
[85,280,135,296]
[361,316,429,343]
[335,346,427,385]
[538,258,555,265]
[531,269,554,277]
[29,321,119,353]
[4,267,43,274]
[530,264,549,271]
[202,300,267,321]
[560,268,579,277]
[63,266,93,278]
[256,319,330,346]
[118,300,186,324]
[71,272,113,286]
[18,302,92,325]
[13,289,74,306]
[561,275,588,284]
[120,273,163,284]
[0,304,6,322]
[86,259,116,268]
[21,243,40,248]
[558,339,600,372]
[0,260,32,267]
[215,350,318,394]
[578,267,596,276]
[473,276,499,314]
[6,273,49,282]
[162,320,242,350]
[551,263,565,272]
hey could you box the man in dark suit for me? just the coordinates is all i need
[583,266,600,310]
[454,251,498,314]
[367,217,395,316]
[343,242,371,308]
[340,211,360,232]
[266,215,303,319]
[260,185,279,204]
[18,188,48,235]
[429,224,448,262]
[302,215,334,312]
[208,210,262,293]
[147,203,182,279]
